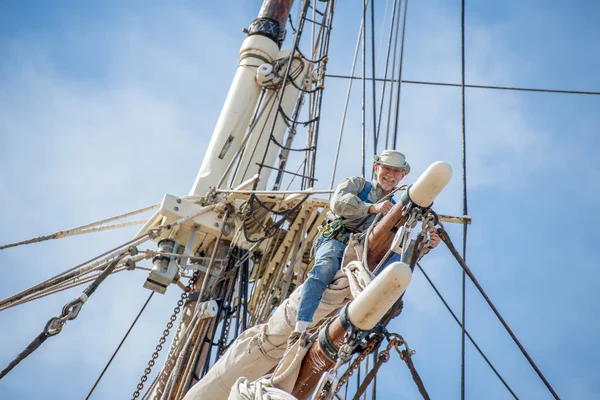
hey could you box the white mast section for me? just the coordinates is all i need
[189,35,280,196]
[232,52,308,189]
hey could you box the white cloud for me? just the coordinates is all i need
[0,4,241,399]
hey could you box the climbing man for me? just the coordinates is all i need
[289,149,440,345]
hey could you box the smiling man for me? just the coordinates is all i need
[289,149,440,346]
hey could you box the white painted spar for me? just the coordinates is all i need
[189,35,280,197]
[232,51,308,189]
[408,161,453,208]
[347,262,412,331]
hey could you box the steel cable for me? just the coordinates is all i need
[329,11,364,193]
[0,255,125,380]
[459,1,468,397]
[391,0,409,149]
[86,292,154,399]
[415,262,519,399]
[437,226,560,399]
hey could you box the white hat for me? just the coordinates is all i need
[373,149,410,173]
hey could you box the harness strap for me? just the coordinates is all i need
[359,180,396,205]
[323,180,396,239]
[358,181,372,203]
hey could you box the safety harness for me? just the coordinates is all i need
[322,181,396,245]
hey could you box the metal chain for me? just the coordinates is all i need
[389,334,430,400]
[334,337,380,393]
[334,334,405,395]
[218,305,235,358]
[131,271,199,399]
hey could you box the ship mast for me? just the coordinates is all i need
[149,1,298,398]
[188,0,295,197]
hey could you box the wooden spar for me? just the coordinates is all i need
[292,319,346,399]
[366,201,410,268]
[368,161,453,267]
[258,0,296,26]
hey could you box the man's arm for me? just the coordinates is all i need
[329,176,371,218]
[330,176,395,219]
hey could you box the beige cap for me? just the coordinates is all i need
[373,149,410,173]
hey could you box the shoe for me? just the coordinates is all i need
[286,331,302,352]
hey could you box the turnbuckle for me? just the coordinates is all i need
[312,370,339,400]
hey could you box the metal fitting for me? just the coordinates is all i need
[152,239,176,273]
[125,259,136,271]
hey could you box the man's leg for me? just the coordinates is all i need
[295,237,346,328]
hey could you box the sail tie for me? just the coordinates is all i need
[229,377,299,400]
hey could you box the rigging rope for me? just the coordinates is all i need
[0,265,137,311]
[270,127,317,152]
[352,352,385,400]
[0,233,149,310]
[304,0,332,189]
[370,0,378,155]
[384,0,401,149]
[372,347,378,400]
[86,292,154,400]
[0,204,156,250]
[329,12,364,192]
[415,262,519,399]
[132,271,200,399]
[0,203,210,311]
[436,224,560,399]
[459,1,468,397]
[254,0,312,191]
[395,345,430,400]
[277,0,335,191]
[361,0,368,178]
[391,0,408,149]
[375,0,391,71]
[0,254,126,380]
[375,0,399,147]
[326,75,600,96]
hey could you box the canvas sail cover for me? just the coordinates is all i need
[184,242,372,400]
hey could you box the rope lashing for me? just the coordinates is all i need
[0,204,157,250]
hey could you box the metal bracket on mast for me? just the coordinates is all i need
[143,239,179,294]
[139,194,230,294]
[246,18,286,45]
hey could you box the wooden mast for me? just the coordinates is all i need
[258,0,295,29]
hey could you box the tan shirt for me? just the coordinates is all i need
[326,176,394,233]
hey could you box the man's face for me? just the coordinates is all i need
[374,163,408,191]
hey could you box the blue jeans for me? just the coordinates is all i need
[296,236,403,323]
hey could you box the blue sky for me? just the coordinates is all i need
[1,0,599,399]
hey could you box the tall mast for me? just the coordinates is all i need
[189,0,295,197]
[151,2,298,398]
